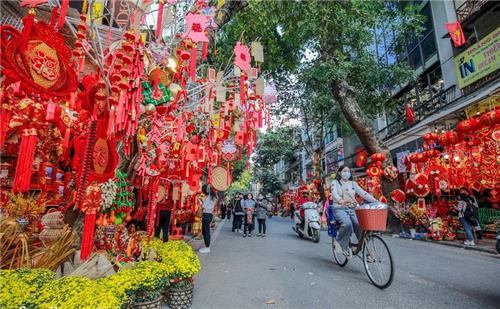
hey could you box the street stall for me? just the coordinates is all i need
[387,108,500,241]
[0,0,268,307]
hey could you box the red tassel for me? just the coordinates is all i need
[13,130,37,193]
[156,1,164,39]
[57,0,70,29]
[201,42,208,60]
[0,108,10,149]
[20,12,35,52]
[80,213,96,261]
[190,46,197,81]
[240,75,246,106]
[50,6,58,28]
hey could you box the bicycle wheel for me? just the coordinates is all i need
[332,237,348,267]
[362,234,394,289]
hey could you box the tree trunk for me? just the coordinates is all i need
[215,0,249,28]
[331,80,400,199]
[311,150,327,202]
[331,80,392,164]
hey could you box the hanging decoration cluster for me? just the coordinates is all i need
[0,0,270,262]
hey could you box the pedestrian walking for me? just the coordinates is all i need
[232,193,244,232]
[220,198,227,220]
[199,185,217,253]
[243,193,256,237]
[457,188,479,246]
[256,194,269,236]
[226,197,232,221]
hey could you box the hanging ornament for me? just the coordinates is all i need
[80,182,102,261]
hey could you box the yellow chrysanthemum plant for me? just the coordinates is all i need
[0,240,201,308]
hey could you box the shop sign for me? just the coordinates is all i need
[454,27,500,89]
[465,95,500,118]
[325,150,338,175]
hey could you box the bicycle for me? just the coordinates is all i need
[328,207,394,289]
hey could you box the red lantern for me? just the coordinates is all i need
[438,131,461,146]
[366,164,382,178]
[371,152,386,163]
[456,118,481,133]
[409,152,428,164]
[422,132,438,142]
[425,149,441,159]
[479,109,500,126]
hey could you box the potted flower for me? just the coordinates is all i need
[167,278,194,309]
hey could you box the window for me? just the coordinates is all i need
[421,32,437,61]
[408,47,422,69]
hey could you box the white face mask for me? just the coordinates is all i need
[341,171,351,180]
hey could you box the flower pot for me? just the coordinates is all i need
[131,295,162,309]
[167,282,194,309]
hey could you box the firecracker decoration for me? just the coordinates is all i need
[80,182,102,261]
[99,178,117,213]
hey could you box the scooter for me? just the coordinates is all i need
[293,202,321,243]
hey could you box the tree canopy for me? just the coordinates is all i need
[215,0,423,161]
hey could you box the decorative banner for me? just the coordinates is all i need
[454,26,500,88]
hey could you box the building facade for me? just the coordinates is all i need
[276,0,499,188]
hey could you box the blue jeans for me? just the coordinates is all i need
[333,207,360,250]
[459,217,474,241]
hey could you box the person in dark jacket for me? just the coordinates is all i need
[256,194,269,237]
[232,193,244,233]
[154,194,173,242]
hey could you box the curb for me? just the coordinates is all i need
[395,236,498,255]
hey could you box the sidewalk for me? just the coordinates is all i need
[393,234,498,255]
[185,217,226,252]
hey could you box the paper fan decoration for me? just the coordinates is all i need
[211,166,231,191]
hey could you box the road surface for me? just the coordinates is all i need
[192,216,500,309]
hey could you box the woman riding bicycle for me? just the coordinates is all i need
[330,165,377,259]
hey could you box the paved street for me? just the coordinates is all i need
[193,216,500,309]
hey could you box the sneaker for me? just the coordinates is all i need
[248,234,252,237]
[464,240,475,246]
[258,233,262,237]
[199,247,210,253]
[334,239,343,253]
[243,234,247,238]
[262,234,266,237]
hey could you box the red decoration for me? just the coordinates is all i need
[80,183,102,261]
[234,42,251,71]
[390,189,406,203]
[366,164,382,178]
[405,103,415,124]
[456,118,481,133]
[438,131,461,146]
[355,147,368,168]
[446,22,466,47]
[0,21,78,97]
[479,109,500,126]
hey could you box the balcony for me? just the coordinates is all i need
[454,0,489,23]
[378,85,457,141]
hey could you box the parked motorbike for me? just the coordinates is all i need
[293,202,321,243]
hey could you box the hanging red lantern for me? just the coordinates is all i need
[422,132,436,142]
[383,165,398,181]
[371,152,386,163]
[438,131,461,146]
[479,109,500,126]
[408,152,428,164]
[456,118,481,133]
[425,149,441,159]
